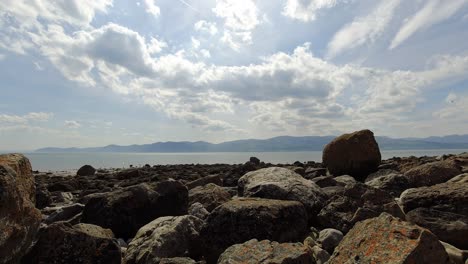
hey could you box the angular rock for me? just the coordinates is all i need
[201,198,308,263]
[366,172,411,197]
[365,169,400,182]
[238,167,326,224]
[124,215,204,264]
[0,154,41,264]
[311,176,337,188]
[322,129,381,181]
[406,208,468,249]
[310,245,330,264]
[404,161,461,188]
[317,228,343,254]
[333,175,356,186]
[249,157,261,165]
[317,182,397,233]
[77,165,96,176]
[22,222,121,264]
[82,180,188,239]
[35,184,52,209]
[217,239,313,264]
[328,213,450,264]
[189,183,231,212]
[400,181,468,216]
[186,175,223,190]
[44,203,84,224]
[440,242,468,264]
[188,202,209,220]
[304,167,327,180]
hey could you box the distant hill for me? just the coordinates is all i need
[35,134,468,153]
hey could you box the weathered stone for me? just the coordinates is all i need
[366,172,411,197]
[328,213,450,264]
[310,245,330,264]
[22,222,121,264]
[249,157,260,165]
[186,175,223,190]
[333,175,356,186]
[44,203,84,224]
[312,176,337,188]
[0,154,41,264]
[124,215,204,264]
[82,180,188,239]
[238,167,326,224]
[304,168,327,180]
[317,183,397,233]
[188,202,209,220]
[440,241,468,264]
[159,257,198,264]
[448,173,468,184]
[365,169,400,182]
[189,183,231,212]
[404,161,461,187]
[406,208,468,249]
[322,130,381,181]
[35,185,52,209]
[77,165,96,176]
[201,198,308,263]
[218,239,313,264]
[317,228,343,254]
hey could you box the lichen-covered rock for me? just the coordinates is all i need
[404,161,461,188]
[238,167,326,224]
[328,213,450,264]
[82,180,188,239]
[124,215,204,264]
[189,183,231,212]
[22,222,121,264]
[217,239,313,264]
[0,154,41,264]
[322,130,381,181]
[201,198,308,263]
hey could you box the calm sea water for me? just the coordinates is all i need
[19,149,468,171]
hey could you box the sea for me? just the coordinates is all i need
[15,149,468,171]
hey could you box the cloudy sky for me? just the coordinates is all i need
[1,0,468,150]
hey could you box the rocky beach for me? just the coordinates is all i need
[1,130,467,264]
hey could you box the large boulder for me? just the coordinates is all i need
[404,161,461,188]
[322,129,381,181]
[200,198,308,263]
[217,239,313,264]
[238,167,326,224]
[328,213,450,264]
[406,208,468,249]
[317,182,400,233]
[82,180,188,239]
[188,183,231,212]
[0,154,41,264]
[77,165,96,176]
[124,215,204,264]
[22,222,121,264]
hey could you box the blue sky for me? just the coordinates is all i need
[1,0,468,150]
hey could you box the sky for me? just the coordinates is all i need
[1,0,468,150]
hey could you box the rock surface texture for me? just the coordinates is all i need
[0,154,41,264]
[322,129,381,181]
[404,161,461,187]
[328,213,450,264]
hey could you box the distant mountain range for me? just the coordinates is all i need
[35,134,468,153]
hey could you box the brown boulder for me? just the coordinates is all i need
[0,154,41,264]
[188,183,231,212]
[328,213,450,264]
[404,161,461,188]
[322,130,381,181]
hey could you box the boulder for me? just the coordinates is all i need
[328,213,450,264]
[188,202,209,220]
[310,246,330,264]
[0,154,41,264]
[44,203,84,224]
[399,181,468,216]
[77,165,96,176]
[200,198,308,263]
[404,161,461,188]
[322,129,381,181]
[448,173,468,184]
[189,183,231,212]
[304,167,327,180]
[406,208,468,249]
[186,175,223,190]
[249,157,261,165]
[317,228,343,254]
[82,180,188,239]
[366,172,411,197]
[22,222,121,264]
[311,176,337,188]
[317,182,398,233]
[217,239,313,264]
[440,242,468,264]
[35,184,52,209]
[238,167,326,224]
[333,175,356,186]
[124,215,204,264]
[365,169,400,182]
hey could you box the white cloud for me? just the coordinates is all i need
[0,112,53,124]
[282,0,343,22]
[327,0,401,58]
[213,0,260,50]
[390,0,467,49]
[433,92,468,122]
[143,0,160,18]
[191,37,201,49]
[194,20,218,35]
[147,37,167,54]
[64,120,81,128]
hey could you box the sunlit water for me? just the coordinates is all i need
[18,149,468,171]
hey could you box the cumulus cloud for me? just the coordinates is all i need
[282,0,344,22]
[213,0,260,50]
[194,20,218,35]
[64,120,81,128]
[143,0,160,17]
[327,0,401,58]
[0,112,53,124]
[390,0,467,49]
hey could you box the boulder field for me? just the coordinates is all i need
[1,130,467,263]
